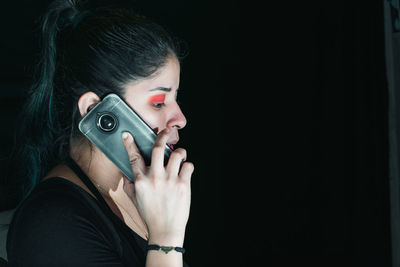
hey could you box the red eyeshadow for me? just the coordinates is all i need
[148,94,165,103]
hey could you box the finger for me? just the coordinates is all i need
[166,148,187,176]
[122,132,145,179]
[179,161,194,182]
[150,127,171,171]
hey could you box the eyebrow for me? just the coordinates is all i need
[149,87,180,92]
[149,87,172,92]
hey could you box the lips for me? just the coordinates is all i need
[167,138,178,150]
[152,127,178,150]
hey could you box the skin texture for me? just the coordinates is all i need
[43,56,194,261]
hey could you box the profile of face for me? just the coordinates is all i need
[76,55,186,177]
[123,55,186,148]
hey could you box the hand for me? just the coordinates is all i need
[121,128,194,246]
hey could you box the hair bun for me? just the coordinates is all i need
[51,0,91,31]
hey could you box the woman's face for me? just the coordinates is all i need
[123,56,186,148]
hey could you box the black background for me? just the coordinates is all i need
[0,0,392,266]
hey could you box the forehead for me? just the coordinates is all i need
[124,56,180,96]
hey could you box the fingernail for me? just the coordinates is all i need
[122,132,129,140]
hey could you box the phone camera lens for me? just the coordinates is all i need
[97,113,117,132]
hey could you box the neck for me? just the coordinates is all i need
[69,138,149,239]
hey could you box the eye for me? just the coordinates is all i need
[148,94,166,109]
[151,102,165,109]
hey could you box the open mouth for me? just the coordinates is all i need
[167,143,174,150]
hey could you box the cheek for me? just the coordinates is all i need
[124,97,160,130]
[140,109,168,133]
[123,94,167,133]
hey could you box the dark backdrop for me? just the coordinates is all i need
[0,0,392,266]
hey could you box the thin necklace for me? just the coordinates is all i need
[92,180,149,240]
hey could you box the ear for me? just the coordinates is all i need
[78,91,101,117]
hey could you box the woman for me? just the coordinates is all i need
[5,0,193,266]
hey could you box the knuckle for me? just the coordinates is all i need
[150,176,163,187]
[183,161,194,171]
[175,148,187,155]
[171,148,186,160]
[134,178,146,191]
[129,153,141,164]
[133,171,143,180]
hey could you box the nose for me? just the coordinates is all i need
[167,102,187,130]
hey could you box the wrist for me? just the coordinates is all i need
[148,232,185,247]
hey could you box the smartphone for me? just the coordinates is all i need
[78,93,173,182]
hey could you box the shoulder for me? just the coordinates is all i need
[12,177,98,223]
[6,178,122,266]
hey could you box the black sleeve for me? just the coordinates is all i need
[6,190,124,267]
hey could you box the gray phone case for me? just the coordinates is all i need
[78,93,172,182]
